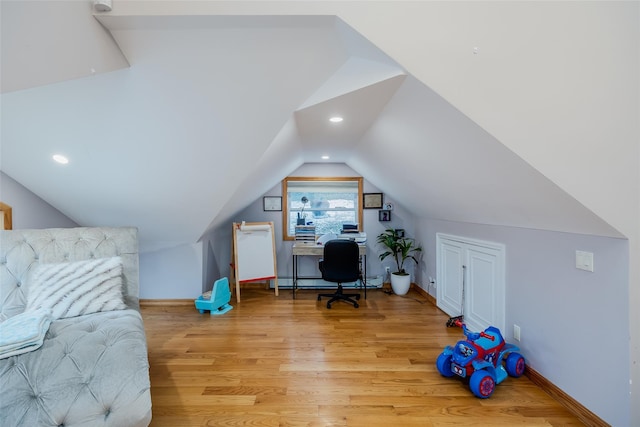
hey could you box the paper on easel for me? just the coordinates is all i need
[240,221,270,232]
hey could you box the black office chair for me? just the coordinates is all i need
[317,239,363,309]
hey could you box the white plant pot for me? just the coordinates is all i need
[390,273,411,295]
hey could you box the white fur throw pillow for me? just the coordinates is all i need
[26,257,127,319]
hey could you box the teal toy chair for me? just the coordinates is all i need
[195,277,233,315]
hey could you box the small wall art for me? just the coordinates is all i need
[363,193,383,209]
[263,196,282,211]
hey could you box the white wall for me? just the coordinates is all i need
[0,169,205,300]
[139,241,203,299]
[201,163,422,289]
[0,171,78,229]
[417,218,629,427]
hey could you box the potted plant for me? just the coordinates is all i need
[376,228,422,295]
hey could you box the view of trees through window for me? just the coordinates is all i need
[288,191,358,236]
[283,177,363,240]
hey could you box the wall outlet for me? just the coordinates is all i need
[385,267,390,273]
[576,250,594,272]
[513,324,521,341]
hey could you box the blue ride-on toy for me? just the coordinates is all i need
[436,319,525,398]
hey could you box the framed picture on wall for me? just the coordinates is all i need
[263,196,282,211]
[378,210,391,222]
[363,193,383,209]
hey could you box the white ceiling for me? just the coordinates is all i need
[0,1,622,252]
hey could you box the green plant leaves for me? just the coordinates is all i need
[376,228,422,274]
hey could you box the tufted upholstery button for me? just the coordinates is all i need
[1,227,151,425]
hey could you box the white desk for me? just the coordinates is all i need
[292,243,367,299]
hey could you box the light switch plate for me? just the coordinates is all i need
[576,250,594,272]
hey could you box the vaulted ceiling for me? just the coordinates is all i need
[0,1,627,252]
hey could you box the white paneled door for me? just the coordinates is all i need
[437,239,465,318]
[436,234,505,332]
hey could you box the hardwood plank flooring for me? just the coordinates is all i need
[141,287,584,426]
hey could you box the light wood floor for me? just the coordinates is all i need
[141,286,585,427]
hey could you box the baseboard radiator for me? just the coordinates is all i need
[270,276,383,290]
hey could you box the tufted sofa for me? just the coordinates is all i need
[0,227,152,427]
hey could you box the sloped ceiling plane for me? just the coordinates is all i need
[0,1,623,252]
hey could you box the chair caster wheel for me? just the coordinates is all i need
[354,303,359,308]
[317,296,321,301]
[327,303,332,309]
[355,295,361,300]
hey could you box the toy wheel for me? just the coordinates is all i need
[436,353,455,377]
[469,370,495,398]
[505,353,525,377]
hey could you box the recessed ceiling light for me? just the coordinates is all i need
[329,116,343,123]
[321,155,330,160]
[52,154,69,164]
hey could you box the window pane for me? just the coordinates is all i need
[284,177,362,240]
[288,191,357,235]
